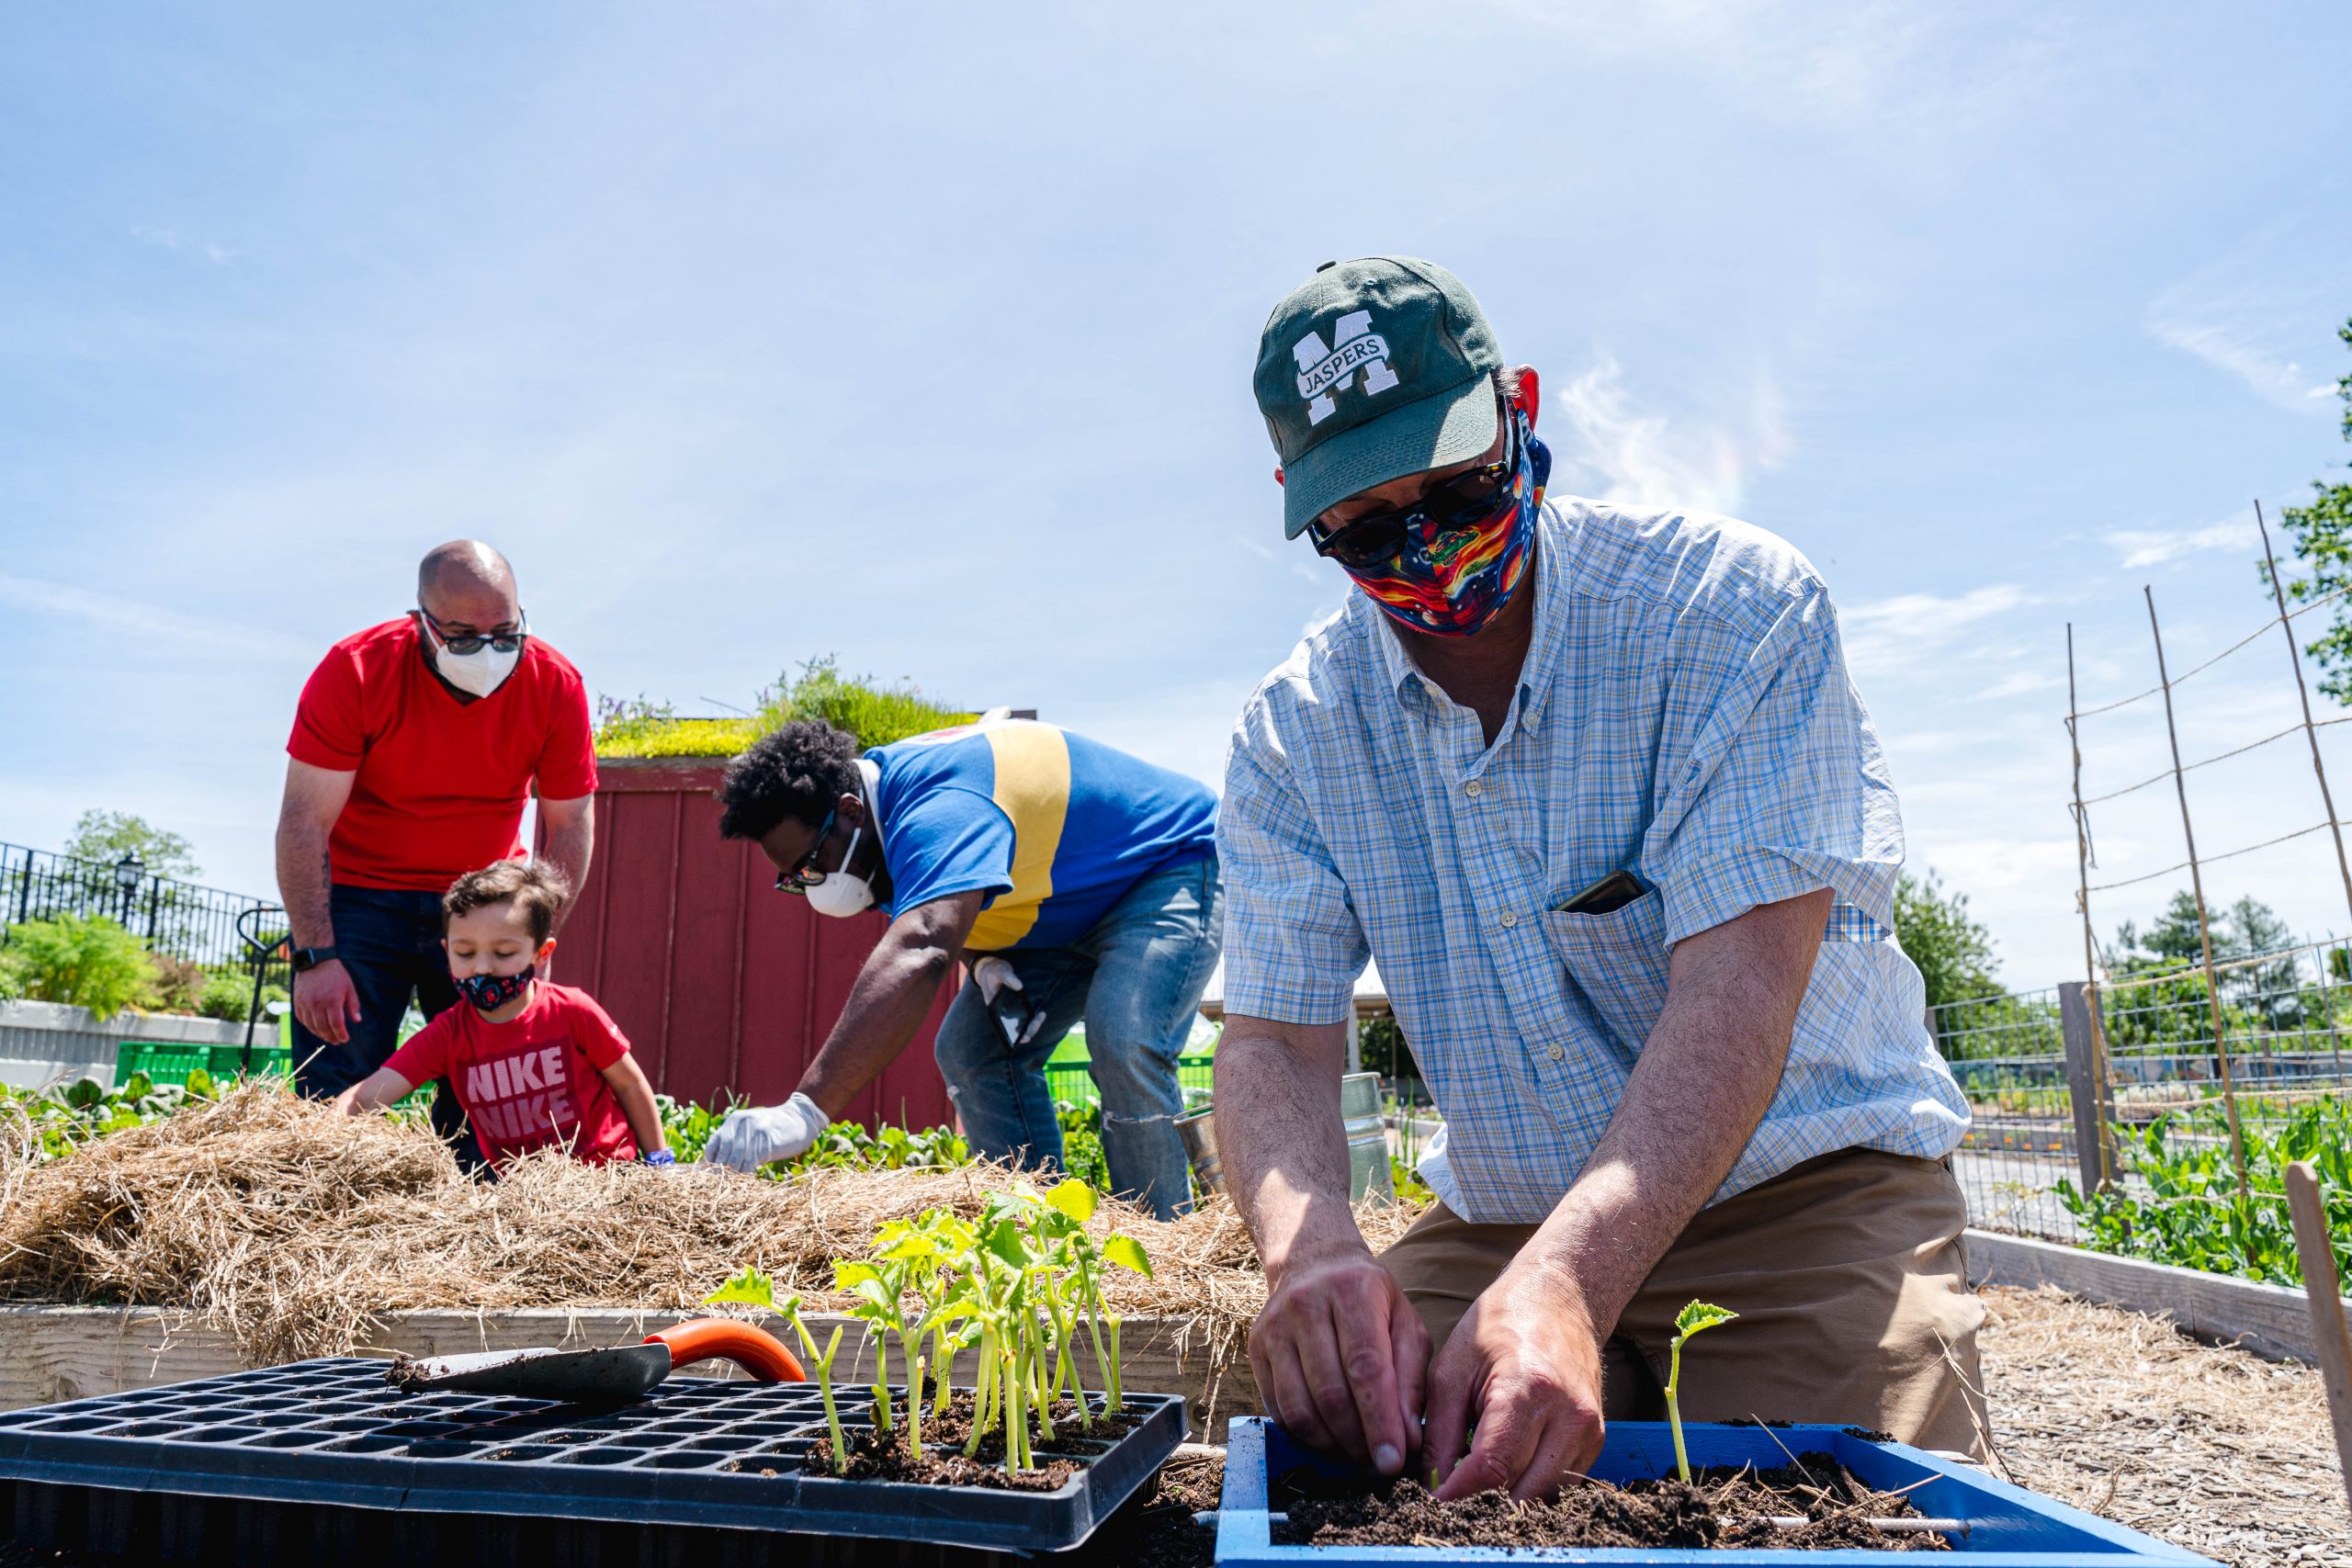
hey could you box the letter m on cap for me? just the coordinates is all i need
[1293,310,1400,426]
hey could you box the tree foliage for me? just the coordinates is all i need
[61,810,200,882]
[2267,317,2352,703]
[1893,870,2000,1009]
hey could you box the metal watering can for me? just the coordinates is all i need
[1178,1070,1394,1204]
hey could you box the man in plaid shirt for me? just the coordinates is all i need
[1215,257,1980,1503]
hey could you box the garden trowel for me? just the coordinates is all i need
[388,1316,803,1403]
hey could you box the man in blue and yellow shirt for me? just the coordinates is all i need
[702,716,1221,1217]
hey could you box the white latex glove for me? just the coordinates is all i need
[972,956,1023,1005]
[703,1092,830,1172]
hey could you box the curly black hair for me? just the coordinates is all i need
[715,720,861,841]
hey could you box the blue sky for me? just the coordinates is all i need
[5,2,2350,990]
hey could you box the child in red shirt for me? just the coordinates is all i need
[334,859,671,1170]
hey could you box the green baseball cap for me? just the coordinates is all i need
[1253,256,1503,539]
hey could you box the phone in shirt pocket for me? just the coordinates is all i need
[1542,870,1667,1057]
[1552,868,1648,916]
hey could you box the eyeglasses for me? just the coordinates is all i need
[1306,419,1521,570]
[774,805,837,894]
[415,607,529,656]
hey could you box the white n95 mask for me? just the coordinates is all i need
[432,639,521,698]
[805,826,876,918]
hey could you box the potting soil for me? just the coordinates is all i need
[1274,1457,1951,1552]
[808,1394,1143,1491]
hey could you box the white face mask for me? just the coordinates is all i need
[805,825,876,918]
[421,615,523,698]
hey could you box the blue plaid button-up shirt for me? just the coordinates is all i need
[1218,499,1970,1224]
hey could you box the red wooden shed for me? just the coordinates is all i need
[542,758,959,1131]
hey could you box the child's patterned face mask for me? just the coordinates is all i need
[458,965,534,1012]
[1321,408,1549,638]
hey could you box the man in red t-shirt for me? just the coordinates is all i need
[276,541,598,1162]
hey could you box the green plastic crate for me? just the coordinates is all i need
[116,1040,292,1089]
[1045,1054,1216,1109]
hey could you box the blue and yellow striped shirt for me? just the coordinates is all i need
[868,721,1218,953]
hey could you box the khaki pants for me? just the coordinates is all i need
[1378,1148,1988,1457]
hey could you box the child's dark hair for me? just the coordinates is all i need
[443,858,571,943]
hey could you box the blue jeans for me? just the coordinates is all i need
[934,852,1222,1220]
[289,885,484,1170]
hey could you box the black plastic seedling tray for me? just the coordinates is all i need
[0,1357,1185,1562]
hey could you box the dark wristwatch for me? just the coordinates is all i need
[290,946,339,974]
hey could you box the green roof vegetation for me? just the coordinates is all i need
[594,657,977,759]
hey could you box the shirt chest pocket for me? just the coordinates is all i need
[1540,892,1669,1058]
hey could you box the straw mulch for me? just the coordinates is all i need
[1981,1284,2348,1568]
[0,1080,1416,1370]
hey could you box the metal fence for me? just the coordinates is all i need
[1931,937,2352,1246]
[0,840,285,982]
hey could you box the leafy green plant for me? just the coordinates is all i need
[703,1178,1155,1479]
[1053,1099,1111,1191]
[1665,1300,1736,1484]
[197,972,284,1022]
[0,914,157,1017]
[594,657,977,759]
[0,1073,211,1162]
[145,953,208,1013]
[2059,1100,2352,1286]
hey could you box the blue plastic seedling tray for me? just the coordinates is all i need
[0,1358,1183,1555]
[1216,1417,2219,1567]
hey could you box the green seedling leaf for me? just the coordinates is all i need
[703,1266,778,1310]
[1102,1235,1152,1278]
[834,1260,882,1292]
[1044,1179,1097,1224]
[876,1234,939,1264]
[982,1218,1030,1270]
[1673,1300,1737,1340]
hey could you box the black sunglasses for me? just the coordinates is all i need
[416,606,529,656]
[1307,419,1521,570]
[774,804,838,894]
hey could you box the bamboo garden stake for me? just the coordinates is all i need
[2286,1160,2352,1517]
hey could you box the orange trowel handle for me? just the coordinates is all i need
[647,1317,806,1382]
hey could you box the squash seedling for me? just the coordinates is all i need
[706,1182,1157,1479]
[704,1268,852,1474]
[1664,1299,1738,1484]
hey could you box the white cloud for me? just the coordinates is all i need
[1970,670,2063,703]
[2145,224,2344,414]
[1839,583,2036,681]
[2146,315,2333,412]
[1549,354,1790,515]
[131,225,238,265]
[2102,513,2258,570]
[0,572,311,660]
[1476,0,2070,165]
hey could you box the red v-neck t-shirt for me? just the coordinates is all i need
[384,983,638,1167]
[286,618,598,891]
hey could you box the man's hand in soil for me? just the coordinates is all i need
[1249,1244,1428,1479]
[292,959,363,1045]
[1420,1260,1605,1502]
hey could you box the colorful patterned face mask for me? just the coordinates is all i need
[458,964,535,1013]
[1322,409,1550,637]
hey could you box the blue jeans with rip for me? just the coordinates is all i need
[933,852,1221,1220]
[288,884,486,1171]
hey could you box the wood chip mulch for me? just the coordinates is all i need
[1980,1283,2349,1568]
